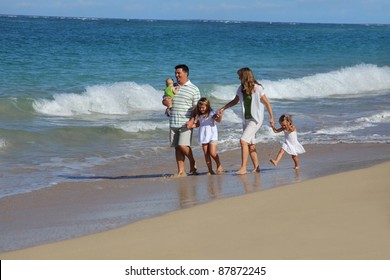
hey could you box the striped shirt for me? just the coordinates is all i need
[169,80,201,128]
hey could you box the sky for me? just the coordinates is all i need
[1,0,389,24]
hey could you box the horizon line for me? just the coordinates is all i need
[1,13,389,26]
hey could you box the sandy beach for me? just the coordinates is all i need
[1,143,389,260]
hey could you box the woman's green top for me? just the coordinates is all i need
[243,93,253,119]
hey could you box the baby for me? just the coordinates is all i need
[162,77,179,116]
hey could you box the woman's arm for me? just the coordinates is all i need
[212,110,223,123]
[218,95,239,114]
[260,95,274,127]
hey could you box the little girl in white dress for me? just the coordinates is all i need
[270,114,305,169]
[187,97,223,175]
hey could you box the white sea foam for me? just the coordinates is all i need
[115,121,168,133]
[208,85,238,100]
[0,138,6,149]
[315,111,390,135]
[33,65,390,117]
[315,124,374,135]
[220,109,242,124]
[356,111,390,124]
[33,82,163,116]
[266,64,390,99]
[209,64,390,101]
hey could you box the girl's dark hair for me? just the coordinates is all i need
[279,114,292,124]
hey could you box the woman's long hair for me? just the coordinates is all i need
[237,67,262,95]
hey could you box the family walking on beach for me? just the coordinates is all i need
[165,64,305,177]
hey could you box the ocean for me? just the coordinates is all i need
[1,15,390,198]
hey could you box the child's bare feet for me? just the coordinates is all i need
[269,159,278,167]
[216,166,223,174]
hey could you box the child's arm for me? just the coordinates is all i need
[172,86,179,94]
[186,117,195,129]
[186,116,200,129]
[186,105,199,128]
[194,120,200,128]
[287,123,296,132]
[272,126,283,133]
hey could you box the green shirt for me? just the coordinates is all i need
[164,85,175,99]
[243,93,253,119]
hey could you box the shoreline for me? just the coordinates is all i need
[0,143,389,256]
[1,160,389,259]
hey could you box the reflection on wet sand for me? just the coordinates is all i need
[177,172,265,209]
[237,173,261,193]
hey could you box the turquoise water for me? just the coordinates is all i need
[1,15,390,197]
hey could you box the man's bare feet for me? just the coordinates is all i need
[269,159,278,167]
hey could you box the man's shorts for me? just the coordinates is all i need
[240,119,261,144]
[170,127,193,147]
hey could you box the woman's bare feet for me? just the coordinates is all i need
[252,166,260,173]
[235,168,247,175]
[171,172,187,178]
[269,159,278,167]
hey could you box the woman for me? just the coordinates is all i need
[219,67,274,174]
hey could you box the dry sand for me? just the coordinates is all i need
[1,161,389,260]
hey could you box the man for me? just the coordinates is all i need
[169,64,200,177]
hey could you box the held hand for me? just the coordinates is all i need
[186,120,196,129]
[271,125,280,133]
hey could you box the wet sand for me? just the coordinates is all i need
[0,143,389,259]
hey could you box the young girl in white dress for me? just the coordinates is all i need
[187,97,223,175]
[270,114,305,169]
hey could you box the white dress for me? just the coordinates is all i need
[198,110,218,144]
[282,130,305,156]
